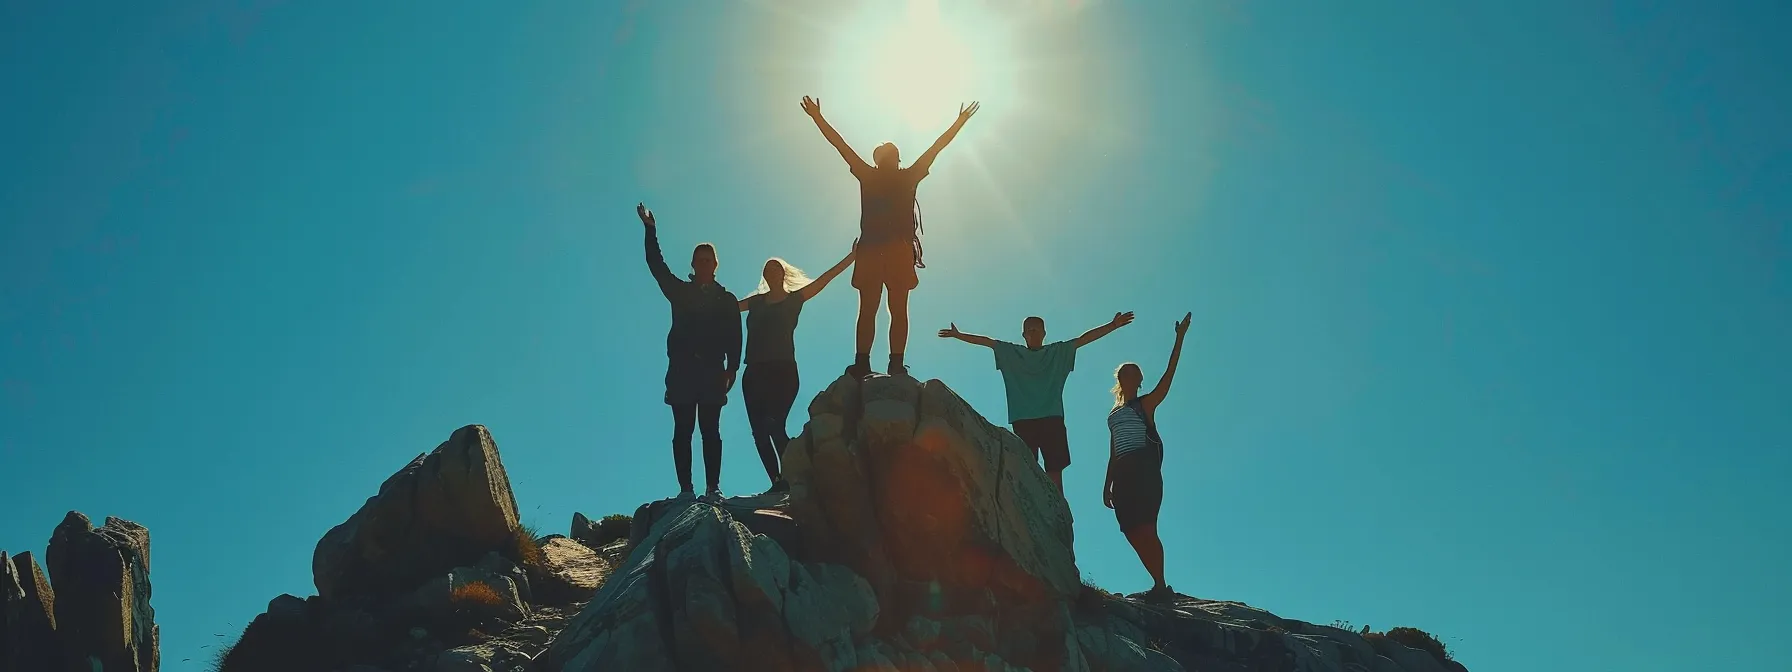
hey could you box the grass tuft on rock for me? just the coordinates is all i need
[450,580,503,607]
[1361,624,1453,664]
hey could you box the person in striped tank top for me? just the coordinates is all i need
[1104,312,1191,600]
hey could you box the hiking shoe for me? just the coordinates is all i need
[701,488,725,504]
[768,478,790,494]
[845,361,875,379]
[1142,585,1177,602]
[676,487,696,500]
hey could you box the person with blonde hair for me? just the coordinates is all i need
[800,94,980,378]
[737,242,857,492]
[1104,312,1191,600]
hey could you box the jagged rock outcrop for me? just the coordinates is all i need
[314,424,524,600]
[219,425,612,672]
[545,375,1467,672]
[205,377,1463,672]
[568,512,630,550]
[0,513,161,672]
[46,512,160,672]
[2,550,62,671]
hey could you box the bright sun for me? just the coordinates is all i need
[832,0,1014,132]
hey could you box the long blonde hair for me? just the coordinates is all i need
[755,257,812,296]
[1112,362,1142,409]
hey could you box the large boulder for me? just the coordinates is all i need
[550,376,1084,672]
[781,375,1081,669]
[45,512,159,672]
[533,537,610,605]
[314,425,524,599]
[2,550,62,671]
[547,502,878,672]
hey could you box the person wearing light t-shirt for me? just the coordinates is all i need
[938,312,1135,490]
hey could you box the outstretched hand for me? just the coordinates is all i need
[1111,311,1136,328]
[957,101,981,123]
[801,96,823,118]
[637,203,655,228]
[938,322,963,339]
[1175,312,1192,336]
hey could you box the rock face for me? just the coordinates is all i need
[0,513,160,672]
[205,377,1463,672]
[533,538,610,605]
[545,375,1467,672]
[219,426,613,672]
[2,550,62,671]
[314,424,523,599]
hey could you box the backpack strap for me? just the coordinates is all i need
[912,198,926,269]
[1126,398,1165,458]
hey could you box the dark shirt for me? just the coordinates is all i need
[645,227,742,371]
[744,292,807,364]
[851,163,928,245]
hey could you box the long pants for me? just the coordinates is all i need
[743,361,800,483]
[671,402,723,492]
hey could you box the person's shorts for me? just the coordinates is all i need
[1110,452,1164,531]
[851,240,920,291]
[1013,416,1071,472]
[665,356,728,407]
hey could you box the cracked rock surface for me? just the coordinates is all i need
[543,375,1466,672]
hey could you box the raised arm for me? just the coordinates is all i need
[1073,311,1136,348]
[798,240,859,301]
[801,96,870,173]
[1141,313,1193,413]
[911,102,980,175]
[938,322,1000,348]
[639,203,678,297]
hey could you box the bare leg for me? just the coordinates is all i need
[1122,523,1168,590]
[856,285,882,356]
[1047,469,1064,492]
[887,286,910,355]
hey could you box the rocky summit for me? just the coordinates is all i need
[1,375,1467,672]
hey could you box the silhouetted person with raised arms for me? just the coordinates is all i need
[639,203,742,502]
[738,243,857,494]
[939,312,1135,491]
[801,95,979,378]
[1105,312,1191,601]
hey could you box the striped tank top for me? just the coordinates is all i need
[1107,402,1159,459]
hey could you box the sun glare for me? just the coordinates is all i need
[831,0,1015,132]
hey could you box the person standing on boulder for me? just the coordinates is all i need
[800,95,979,378]
[639,203,742,502]
[737,242,858,493]
[1104,312,1191,601]
[938,312,1135,491]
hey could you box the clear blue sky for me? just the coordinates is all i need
[3,2,1787,670]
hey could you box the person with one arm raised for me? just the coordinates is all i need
[737,241,857,494]
[1103,312,1192,601]
[639,202,742,503]
[938,311,1135,491]
[800,94,980,378]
